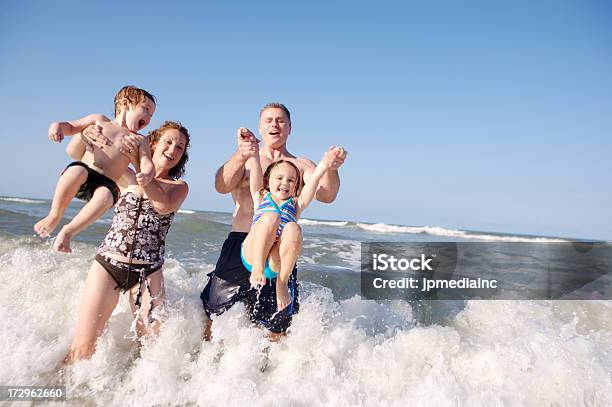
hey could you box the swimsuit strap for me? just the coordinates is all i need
[264,192,295,213]
[263,192,282,214]
[252,193,298,239]
[278,196,294,210]
[124,195,153,311]
[278,196,297,218]
[124,195,143,291]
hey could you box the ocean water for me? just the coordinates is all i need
[0,196,610,406]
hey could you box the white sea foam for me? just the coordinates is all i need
[0,196,46,204]
[300,237,361,270]
[178,209,196,214]
[1,235,610,406]
[94,218,112,225]
[357,222,567,242]
[299,218,349,227]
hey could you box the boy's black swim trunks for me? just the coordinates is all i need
[63,161,120,205]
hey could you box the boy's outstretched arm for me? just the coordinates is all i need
[136,136,155,186]
[48,114,109,142]
[65,121,116,160]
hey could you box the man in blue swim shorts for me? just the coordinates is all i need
[200,102,347,340]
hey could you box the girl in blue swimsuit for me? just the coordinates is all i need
[241,146,340,311]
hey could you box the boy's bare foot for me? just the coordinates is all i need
[250,267,266,287]
[275,279,291,311]
[53,227,74,253]
[34,214,61,238]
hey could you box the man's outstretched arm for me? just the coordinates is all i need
[315,168,341,203]
[215,151,247,194]
[215,127,259,194]
[314,146,347,203]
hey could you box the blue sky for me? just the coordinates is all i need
[1,0,610,240]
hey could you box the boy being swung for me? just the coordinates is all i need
[34,86,156,252]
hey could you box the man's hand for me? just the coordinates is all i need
[81,122,110,149]
[48,122,64,142]
[237,127,259,159]
[322,146,347,171]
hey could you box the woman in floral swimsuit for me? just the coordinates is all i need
[63,121,191,364]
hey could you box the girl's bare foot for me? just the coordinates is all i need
[34,214,61,238]
[250,266,266,287]
[53,226,74,253]
[275,279,291,311]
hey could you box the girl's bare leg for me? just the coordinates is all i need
[129,269,166,338]
[271,222,302,311]
[54,187,114,253]
[35,166,88,238]
[63,261,120,364]
[242,212,280,286]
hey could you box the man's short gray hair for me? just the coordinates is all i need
[260,102,291,123]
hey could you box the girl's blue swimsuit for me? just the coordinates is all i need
[241,192,298,279]
[252,192,297,239]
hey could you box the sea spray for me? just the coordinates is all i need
[1,199,610,405]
